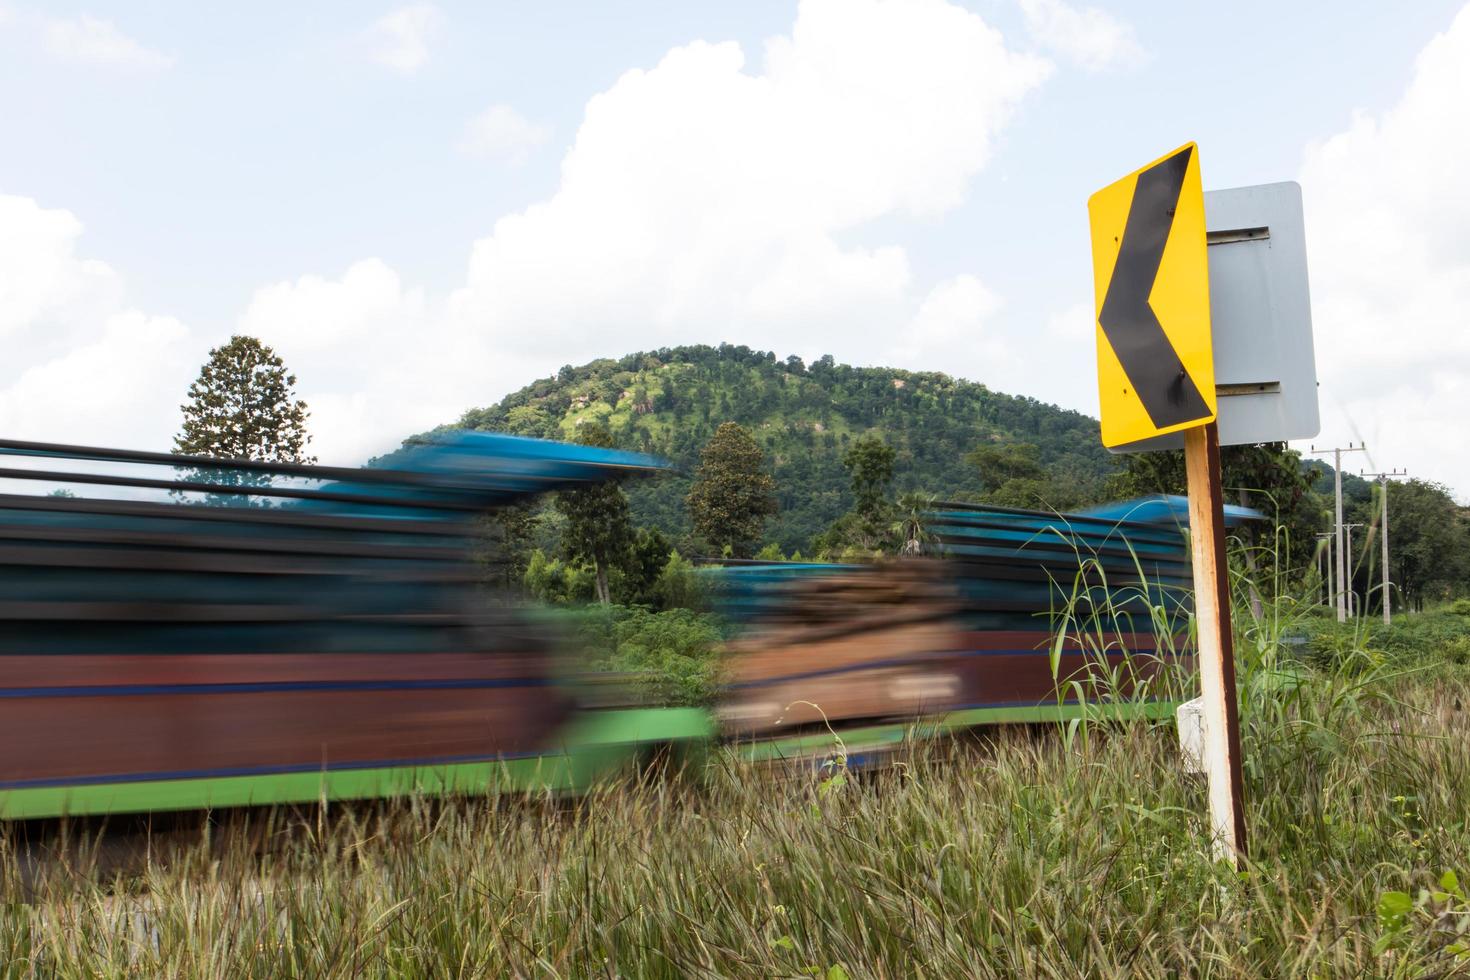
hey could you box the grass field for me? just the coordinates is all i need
[3,610,1469,977]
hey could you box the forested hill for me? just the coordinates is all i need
[453,344,1113,552]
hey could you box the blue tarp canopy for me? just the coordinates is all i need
[0,431,669,517]
[0,431,671,653]
[1077,494,1265,528]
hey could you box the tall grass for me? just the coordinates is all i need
[5,663,1468,976]
[1041,516,1196,727]
[4,544,1470,976]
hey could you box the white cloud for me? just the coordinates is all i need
[3,0,1049,466]
[43,14,173,72]
[239,258,421,354]
[361,3,443,75]
[0,196,121,340]
[0,194,200,450]
[237,259,495,464]
[1300,2,1470,498]
[1018,0,1142,72]
[448,0,1049,365]
[458,105,551,165]
[1020,300,1100,411]
[249,0,1049,462]
[0,206,471,465]
[887,275,1002,366]
[0,311,193,450]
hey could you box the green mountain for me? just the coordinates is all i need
[454,344,1114,553]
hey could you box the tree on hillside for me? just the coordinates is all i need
[174,336,314,463]
[892,491,937,556]
[615,526,681,606]
[969,441,1038,479]
[841,434,897,551]
[967,442,1051,507]
[686,422,778,558]
[1384,479,1470,611]
[504,405,554,438]
[441,344,1119,555]
[555,423,635,605]
[479,502,541,589]
[846,435,895,514]
[966,442,1103,511]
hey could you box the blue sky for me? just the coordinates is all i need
[1,0,1466,496]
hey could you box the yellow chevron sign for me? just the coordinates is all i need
[1088,143,1217,448]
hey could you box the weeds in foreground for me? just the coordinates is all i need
[5,527,1470,976]
[3,659,1468,977]
[1024,510,1470,977]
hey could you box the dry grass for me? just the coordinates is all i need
[3,653,1468,978]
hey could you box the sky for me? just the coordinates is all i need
[1,0,1466,498]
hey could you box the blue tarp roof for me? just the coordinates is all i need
[363,430,668,498]
[1077,494,1264,528]
[0,431,670,518]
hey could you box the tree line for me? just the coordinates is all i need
[461,343,1113,552]
[166,336,1470,612]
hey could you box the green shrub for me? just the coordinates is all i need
[1452,598,1470,616]
[1287,609,1470,671]
[560,604,725,705]
[653,549,705,611]
[523,548,596,604]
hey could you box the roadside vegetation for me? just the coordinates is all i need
[7,340,1468,974]
[446,344,1470,613]
[4,604,1468,976]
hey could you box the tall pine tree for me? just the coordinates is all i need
[175,336,314,463]
[686,422,777,558]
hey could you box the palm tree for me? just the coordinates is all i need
[892,491,937,557]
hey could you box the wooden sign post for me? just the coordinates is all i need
[1183,422,1248,864]
[1089,143,1248,866]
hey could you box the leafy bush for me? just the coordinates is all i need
[1290,609,1470,671]
[754,542,786,562]
[653,549,704,611]
[523,548,595,604]
[525,541,706,612]
[620,527,674,607]
[1374,870,1470,960]
[1452,598,1470,616]
[560,604,725,705]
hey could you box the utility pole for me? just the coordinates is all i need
[1344,523,1364,617]
[1362,469,1408,625]
[1308,443,1366,623]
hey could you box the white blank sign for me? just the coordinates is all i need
[1109,181,1320,453]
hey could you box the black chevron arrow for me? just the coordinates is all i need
[1098,145,1211,429]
